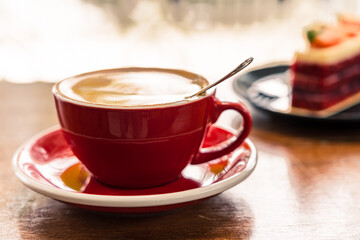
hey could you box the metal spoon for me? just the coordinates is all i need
[185,57,254,99]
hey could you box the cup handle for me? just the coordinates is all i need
[191,100,252,164]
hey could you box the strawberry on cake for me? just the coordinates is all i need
[291,14,360,116]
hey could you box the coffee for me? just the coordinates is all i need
[53,67,251,188]
[56,68,208,107]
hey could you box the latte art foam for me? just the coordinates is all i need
[57,69,208,107]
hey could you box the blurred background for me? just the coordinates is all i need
[1,0,360,83]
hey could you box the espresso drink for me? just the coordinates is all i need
[53,67,251,188]
[56,68,208,107]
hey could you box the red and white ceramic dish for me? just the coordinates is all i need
[12,126,257,213]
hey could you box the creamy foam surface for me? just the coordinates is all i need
[57,70,208,107]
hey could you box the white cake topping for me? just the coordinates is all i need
[295,34,360,65]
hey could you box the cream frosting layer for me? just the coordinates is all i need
[294,34,360,65]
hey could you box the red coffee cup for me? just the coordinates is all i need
[53,68,251,188]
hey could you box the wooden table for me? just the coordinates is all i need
[1,81,360,239]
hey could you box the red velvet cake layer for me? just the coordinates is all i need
[292,76,360,110]
[292,53,360,77]
[291,56,360,92]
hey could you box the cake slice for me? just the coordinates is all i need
[291,14,360,116]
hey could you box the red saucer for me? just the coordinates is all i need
[13,126,257,213]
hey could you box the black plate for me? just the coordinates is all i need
[233,64,360,122]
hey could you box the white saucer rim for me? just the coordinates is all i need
[13,126,257,208]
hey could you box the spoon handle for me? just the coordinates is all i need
[185,57,254,99]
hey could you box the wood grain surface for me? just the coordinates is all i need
[1,81,360,239]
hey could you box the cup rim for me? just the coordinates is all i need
[52,67,214,110]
